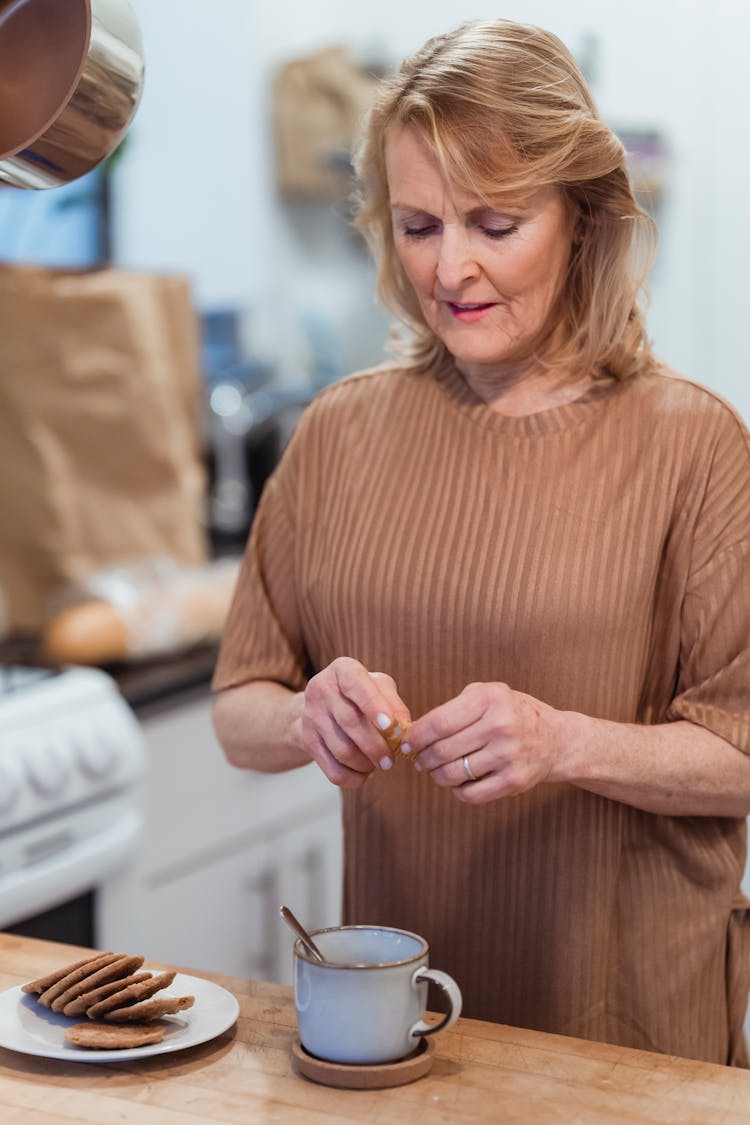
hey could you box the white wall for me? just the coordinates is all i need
[115,0,750,420]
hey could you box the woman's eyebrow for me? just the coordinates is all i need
[469,202,526,217]
[390,201,524,217]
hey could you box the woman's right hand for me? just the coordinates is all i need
[296,657,411,789]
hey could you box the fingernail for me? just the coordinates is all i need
[379,755,393,771]
[400,741,412,755]
[375,713,392,731]
[413,761,422,772]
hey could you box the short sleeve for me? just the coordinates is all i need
[211,443,308,694]
[666,406,750,751]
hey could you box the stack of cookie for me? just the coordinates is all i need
[22,951,195,1049]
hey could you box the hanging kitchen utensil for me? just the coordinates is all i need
[0,0,144,190]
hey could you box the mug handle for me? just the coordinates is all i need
[409,967,463,1039]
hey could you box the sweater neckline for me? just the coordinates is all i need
[433,361,631,436]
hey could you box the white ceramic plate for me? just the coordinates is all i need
[0,972,240,1063]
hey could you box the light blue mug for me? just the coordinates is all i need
[294,924,462,1065]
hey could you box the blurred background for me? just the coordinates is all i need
[115,0,750,423]
[2,0,749,993]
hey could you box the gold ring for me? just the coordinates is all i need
[463,755,477,782]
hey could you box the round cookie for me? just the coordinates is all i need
[65,1021,166,1050]
[105,994,195,1021]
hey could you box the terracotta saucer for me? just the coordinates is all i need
[291,1037,435,1089]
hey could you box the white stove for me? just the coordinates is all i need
[0,664,147,930]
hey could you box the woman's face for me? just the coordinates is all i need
[386,126,574,381]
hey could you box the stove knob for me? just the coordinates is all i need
[25,743,70,798]
[0,759,22,815]
[76,734,120,780]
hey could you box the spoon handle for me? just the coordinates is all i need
[280,905,326,963]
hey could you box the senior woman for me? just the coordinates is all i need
[212,20,750,1065]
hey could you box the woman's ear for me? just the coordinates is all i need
[571,206,585,246]
[563,193,585,246]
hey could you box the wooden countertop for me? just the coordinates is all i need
[1,935,750,1124]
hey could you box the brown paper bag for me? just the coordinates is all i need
[0,263,207,631]
[272,46,380,200]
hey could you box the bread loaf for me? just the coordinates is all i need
[42,600,129,665]
[41,557,240,666]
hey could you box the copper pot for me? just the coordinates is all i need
[0,0,144,189]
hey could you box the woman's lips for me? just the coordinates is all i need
[445,301,496,323]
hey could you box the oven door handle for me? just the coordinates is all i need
[0,810,142,929]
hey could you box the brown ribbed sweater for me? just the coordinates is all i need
[213,361,750,1065]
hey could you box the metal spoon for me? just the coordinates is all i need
[279,905,326,963]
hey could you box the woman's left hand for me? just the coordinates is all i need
[403,682,566,803]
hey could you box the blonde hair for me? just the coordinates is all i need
[352,19,658,381]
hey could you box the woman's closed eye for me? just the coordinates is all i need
[402,222,440,239]
[481,223,518,240]
[400,221,519,241]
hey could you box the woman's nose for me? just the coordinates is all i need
[436,229,480,291]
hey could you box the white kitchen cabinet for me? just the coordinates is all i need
[97,685,343,983]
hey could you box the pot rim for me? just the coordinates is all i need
[0,0,92,160]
